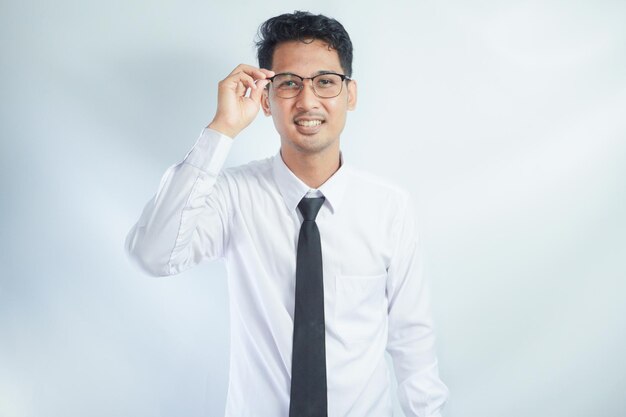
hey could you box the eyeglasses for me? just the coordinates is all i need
[268,72,350,99]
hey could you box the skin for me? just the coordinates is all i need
[208,39,357,188]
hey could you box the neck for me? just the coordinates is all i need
[280,143,341,189]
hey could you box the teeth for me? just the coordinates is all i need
[296,120,322,127]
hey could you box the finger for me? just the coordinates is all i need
[250,79,270,103]
[259,68,275,78]
[235,79,248,97]
[224,72,257,92]
[228,64,272,81]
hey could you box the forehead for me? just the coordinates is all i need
[271,39,343,75]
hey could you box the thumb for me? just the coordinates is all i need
[250,79,270,104]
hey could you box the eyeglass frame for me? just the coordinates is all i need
[266,72,352,99]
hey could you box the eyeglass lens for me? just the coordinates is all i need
[272,73,344,98]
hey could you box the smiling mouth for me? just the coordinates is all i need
[295,120,324,127]
[296,120,322,127]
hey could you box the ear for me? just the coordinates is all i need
[347,79,357,111]
[261,88,272,116]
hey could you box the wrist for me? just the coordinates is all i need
[207,120,239,139]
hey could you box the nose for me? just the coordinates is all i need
[295,79,319,111]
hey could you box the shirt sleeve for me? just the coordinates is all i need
[386,192,449,417]
[125,128,233,276]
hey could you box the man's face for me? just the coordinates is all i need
[261,39,357,157]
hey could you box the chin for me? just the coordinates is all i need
[286,135,335,155]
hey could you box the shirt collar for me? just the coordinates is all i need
[272,150,349,215]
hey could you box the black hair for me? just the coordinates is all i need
[255,11,353,77]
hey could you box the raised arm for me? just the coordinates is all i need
[125,65,273,276]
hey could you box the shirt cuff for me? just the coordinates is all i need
[183,127,233,175]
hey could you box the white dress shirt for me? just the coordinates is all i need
[125,128,449,417]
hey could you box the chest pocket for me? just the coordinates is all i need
[334,273,387,344]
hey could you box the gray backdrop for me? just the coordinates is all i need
[1,0,625,416]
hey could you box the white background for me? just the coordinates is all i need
[1,1,625,416]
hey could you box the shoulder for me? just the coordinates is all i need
[209,156,276,200]
[345,164,412,207]
[220,155,274,182]
[344,164,419,242]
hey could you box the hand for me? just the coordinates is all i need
[207,64,275,139]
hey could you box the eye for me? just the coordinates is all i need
[277,79,300,89]
[315,76,338,88]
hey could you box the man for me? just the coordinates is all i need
[126,11,448,417]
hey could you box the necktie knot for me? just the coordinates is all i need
[298,196,325,221]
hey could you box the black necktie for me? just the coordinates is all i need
[289,196,327,417]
